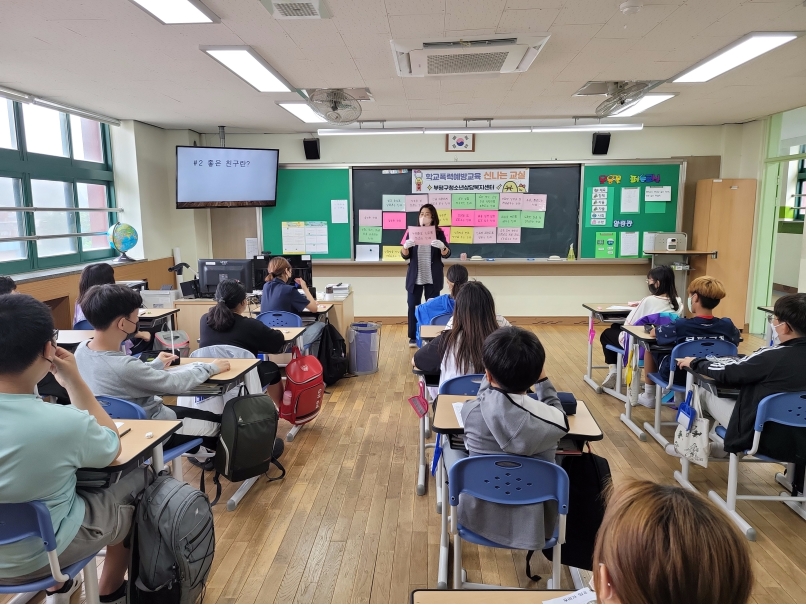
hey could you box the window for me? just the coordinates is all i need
[0,99,117,274]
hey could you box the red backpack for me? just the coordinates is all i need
[282,346,324,427]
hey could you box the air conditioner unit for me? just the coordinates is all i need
[391,34,550,77]
[260,0,330,19]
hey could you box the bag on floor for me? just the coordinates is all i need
[539,449,611,573]
[674,385,711,468]
[317,322,348,386]
[129,475,215,604]
[209,390,285,505]
[282,346,325,426]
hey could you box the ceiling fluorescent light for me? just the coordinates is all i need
[532,124,642,133]
[201,46,291,92]
[318,128,425,136]
[673,32,800,83]
[129,0,218,24]
[278,103,326,123]
[611,94,675,117]
[0,86,32,103]
[318,124,642,136]
[424,127,531,134]
[32,98,120,126]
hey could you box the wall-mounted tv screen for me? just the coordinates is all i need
[176,146,279,208]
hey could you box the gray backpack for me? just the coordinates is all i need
[129,475,215,603]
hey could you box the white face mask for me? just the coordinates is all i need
[687,296,693,314]
[770,320,782,346]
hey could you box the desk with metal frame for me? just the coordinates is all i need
[138,307,179,332]
[581,303,632,398]
[411,589,573,603]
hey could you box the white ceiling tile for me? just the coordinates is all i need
[444,0,506,31]
[442,28,498,37]
[595,4,678,39]
[496,8,560,33]
[545,24,603,53]
[704,1,797,37]
[554,0,619,26]
[505,0,568,8]
[389,14,445,37]
[385,0,446,15]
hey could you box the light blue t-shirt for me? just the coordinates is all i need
[0,394,119,578]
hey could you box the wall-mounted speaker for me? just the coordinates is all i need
[303,137,320,160]
[592,132,611,155]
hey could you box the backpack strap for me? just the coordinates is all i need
[525,550,541,582]
[208,472,223,506]
[266,459,286,483]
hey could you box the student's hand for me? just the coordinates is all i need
[49,346,83,388]
[294,277,308,289]
[211,358,231,374]
[156,352,178,368]
[430,240,446,250]
[676,356,695,369]
[136,331,152,342]
[403,239,416,249]
[649,328,656,338]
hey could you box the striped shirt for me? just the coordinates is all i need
[415,244,432,286]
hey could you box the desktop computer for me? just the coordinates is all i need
[197,259,255,297]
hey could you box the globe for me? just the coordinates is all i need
[107,222,139,262]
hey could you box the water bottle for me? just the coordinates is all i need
[282,390,292,410]
[567,243,576,261]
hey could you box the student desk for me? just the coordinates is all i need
[171,358,260,396]
[421,325,447,343]
[57,330,94,347]
[80,419,181,477]
[411,589,573,603]
[758,305,774,345]
[581,303,632,395]
[138,307,179,332]
[616,324,664,442]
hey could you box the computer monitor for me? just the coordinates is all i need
[197,259,255,297]
[253,254,313,295]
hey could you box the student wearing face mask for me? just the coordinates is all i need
[599,265,682,389]
[678,293,806,453]
[401,203,451,348]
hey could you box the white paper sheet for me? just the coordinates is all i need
[355,244,379,261]
[645,185,672,201]
[304,222,329,254]
[281,222,306,254]
[620,231,639,257]
[331,199,348,223]
[245,237,259,259]
[643,231,656,252]
[620,187,640,213]
[605,305,633,311]
[452,401,465,428]
[543,587,597,604]
[115,422,124,428]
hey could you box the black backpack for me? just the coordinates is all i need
[317,323,348,386]
[206,391,285,505]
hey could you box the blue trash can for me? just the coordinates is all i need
[348,322,381,375]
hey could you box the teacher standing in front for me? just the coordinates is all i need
[401,203,451,347]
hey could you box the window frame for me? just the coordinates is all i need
[0,101,118,274]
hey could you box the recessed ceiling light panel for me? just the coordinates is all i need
[278,103,327,123]
[201,46,291,92]
[129,0,219,24]
[612,94,675,117]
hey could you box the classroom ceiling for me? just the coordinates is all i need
[1,0,806,133]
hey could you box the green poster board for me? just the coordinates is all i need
[580,164,680,258]
[595,231,617,258]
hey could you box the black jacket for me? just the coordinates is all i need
[690,337,806,453]
[199,313,285,357]
[402,228,451,291]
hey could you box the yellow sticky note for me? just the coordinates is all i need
[382,246,403,261]
[437,208,451,226]
[450,227,473,244]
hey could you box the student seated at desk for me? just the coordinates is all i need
[599,265,682,390]
[0,275,17,294]
[261,256,324,355]
[200,279,286,404]
[74,284,230,451]
[413,281,508,392]
[0,294,143,604]
[453,327,569,551]
[637,276,740,408]
[413,264,467,346]
[678,293,806,454]
[594,479,752,604]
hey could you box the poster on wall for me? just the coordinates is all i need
[412,168,529,193]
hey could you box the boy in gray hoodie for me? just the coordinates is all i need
[453,326,569,551]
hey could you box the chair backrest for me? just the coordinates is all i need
[191,345,261,398]
[97,395,147,419]
[256,311,302,328]
[73,319,93,330]
[430,313,452,326]
[0,501,57,551]
[755,392,806,432]
[448,455,569,512]
[439,374,484,396]
[670,338,738,361]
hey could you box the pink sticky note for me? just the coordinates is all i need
[406,195,428,212]
[524,194,547,211]
[475,210,498,227]
[383,212,406,229]
[473,227,496,244]
[409,226,436,245]
[429,193,451,209]
[499,193,523,210]
[359,209,382,226]
[497,227,521,244]
[399,228,409,245]
[452,210,475,227]
[442,227,450,243]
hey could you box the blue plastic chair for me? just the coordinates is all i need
[0,501,100,602]
[430,313,452,326]
[96,396,203,481]
[647,338,738,394]
[73,319,93,330]
[438,374,484,396]
[448,455,570,589]
[255,311,303,328]
[707,391,806,540]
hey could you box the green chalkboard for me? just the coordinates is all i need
[261,168,351,259]
[580,164,680,258]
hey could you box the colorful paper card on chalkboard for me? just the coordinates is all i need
[406,194,428,212]
[452,210,475,227]
[452,194,476,209]
[499,193,523,210]
[441,227,450,243]
[429,193,451,209]
[451,227,473,244]
[383,212,406,229]
[475,210,498,227]
[409,226,436,245]
[382,195,405,211]
[473,227,496,244]
[498,211,522,227]
[645,186,672,201]
[476,193,499,210]
[523,194,547,211]
[497,227,521,244]
[437,208,451,225]
[522,211,545,228]
[358,226,382,243]
[382,246,403,261]
[358,209,382,226]
[595,231,616,258]
[645,201,666,214]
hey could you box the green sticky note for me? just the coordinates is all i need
[522,211,545,228]
[476,193,499,210]
[452,194,476,209]
[645,201,666,214]
[358,226,382,243]
[595,231,617,259]
[498,211,522,227]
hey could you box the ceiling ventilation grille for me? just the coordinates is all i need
[427,52,509,75]
[261,0,330,19]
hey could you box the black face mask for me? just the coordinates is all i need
[121,316,139,339]
[648,283,659,295]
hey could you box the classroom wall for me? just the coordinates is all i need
[774,233,801,288]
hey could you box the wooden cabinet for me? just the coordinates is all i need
[690,179,757,329]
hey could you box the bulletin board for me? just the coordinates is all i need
[261,168,351,260]
[579,163,681,259]
[351,166,581,260]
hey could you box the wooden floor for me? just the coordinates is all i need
[5,324,806,604]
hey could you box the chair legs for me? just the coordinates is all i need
[452,521,463,590]
[83,557,100,604]
[708,454,757,541]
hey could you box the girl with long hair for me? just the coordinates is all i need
[412,263,468,345]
